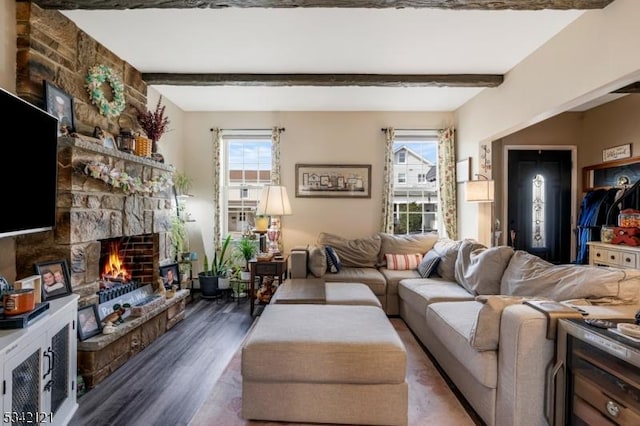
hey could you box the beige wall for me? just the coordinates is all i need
[181,111,452,269]
[456,0,640,244]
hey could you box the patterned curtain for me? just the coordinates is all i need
[211,127,222,247]
[271,127,283,185]
[382,127,395,233]
[438,128,457,239]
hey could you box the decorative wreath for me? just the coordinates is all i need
[85,64,126,118]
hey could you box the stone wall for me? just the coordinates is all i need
[15,2,147,138]
[15,137,175,307]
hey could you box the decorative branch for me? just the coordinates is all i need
[136,96,170,142]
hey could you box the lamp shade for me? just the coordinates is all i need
[465,180,495,203]
[256,185,292,216]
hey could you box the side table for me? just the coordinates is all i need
[249,256,288,316]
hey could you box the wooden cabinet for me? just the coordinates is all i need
[587,242,640,268]
[555,319,640,425]
[0,294,78,425]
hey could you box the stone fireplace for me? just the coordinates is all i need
[15,136,175,307]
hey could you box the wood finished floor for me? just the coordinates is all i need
[69,295,483,426]
[69,295,255,426]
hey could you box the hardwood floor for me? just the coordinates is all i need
[69,295,254,426]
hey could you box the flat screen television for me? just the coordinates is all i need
[0,87,58,238]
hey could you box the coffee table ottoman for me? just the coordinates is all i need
[241,304,408,425]
[272,279,382,308]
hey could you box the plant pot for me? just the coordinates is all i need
[240,270,251,281]
[219,277,230,290]
[198,272,221,299]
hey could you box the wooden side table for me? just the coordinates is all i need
[249,256,288,316]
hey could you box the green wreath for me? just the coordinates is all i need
[85,64,126,118]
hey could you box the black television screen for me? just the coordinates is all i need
[0,87,58,238]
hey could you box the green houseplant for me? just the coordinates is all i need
[198,234,232,298]
[173,170,193,196]
[236,236,258,280]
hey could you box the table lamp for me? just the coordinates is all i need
[256,185,292,254]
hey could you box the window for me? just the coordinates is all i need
[222,131,272,237]
[392,130,439,235]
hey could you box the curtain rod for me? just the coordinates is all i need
[210,127,285,132]
[380,128,438,132]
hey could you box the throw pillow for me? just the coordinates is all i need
[431,238,462,282]
[418,250,441,278]
[469,295,528,351]
[307,244,327,278]
[501,250,640,303]
[385,253,423,270]
[378,232,439,266]
[325,245,342,273]
[455,241,513,295]
[317,232,380,268]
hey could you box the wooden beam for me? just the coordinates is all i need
[141,73,504,88]
[613,82,640,94]
[32,0,615,11]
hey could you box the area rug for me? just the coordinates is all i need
[189,318,476,425]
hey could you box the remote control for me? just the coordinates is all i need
[584,318,617,329]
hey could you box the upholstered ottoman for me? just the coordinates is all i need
[241,304,408,425]
[272,279,382,308]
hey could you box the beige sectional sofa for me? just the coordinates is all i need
[290,233,640,425]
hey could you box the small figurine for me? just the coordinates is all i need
[102,321,116,334]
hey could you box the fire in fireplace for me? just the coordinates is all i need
[103,241,131,282]
[98,234,157,291]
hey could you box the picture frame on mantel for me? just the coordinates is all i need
[295,164,372,198]
[34,259,72,302]
[43,80,75,136]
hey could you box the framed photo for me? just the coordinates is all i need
[101,131,118,150]
[43,81,75,136]
[456,157,471,183]
[603,144,632,162]
[77,304,102,341]
[295,164,371,198]
[13,275,42,304]
[34,259,72,301]
[159,262,180,289]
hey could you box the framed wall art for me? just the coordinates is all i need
[77,303,102,341]
[295,164,371,198]
[34,259,72,301]
[43,80,75,136]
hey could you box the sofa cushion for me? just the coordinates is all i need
[398,278,475,316]
[307,244,327,278]
[418,250,441,278]
[385,253,422,270]
[378,233,439,266]
[318,232,381,268]
[431,238,462,281]
[427,301,498,388]
[455,242,514,295]
[469,295,529,351]
[323,267,387,296]
[501,250,640,303]
[379,268,421,297]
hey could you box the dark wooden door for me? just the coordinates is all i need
[507,149,572,264]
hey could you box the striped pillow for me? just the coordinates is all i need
[418,250,441,278]
[325,245,342,273]
[385,253,423,270]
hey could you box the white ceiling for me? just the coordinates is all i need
[62,7,587,112]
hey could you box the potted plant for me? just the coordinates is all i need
[173,170,193,196]
[198,235,232,298]
[170,215,188,261]
[236,236,258,281]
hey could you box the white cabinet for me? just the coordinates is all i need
[587,241,640,268]
[0,294,78,425]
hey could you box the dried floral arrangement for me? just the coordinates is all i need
[81,161,173,195]
[136,96,170,152]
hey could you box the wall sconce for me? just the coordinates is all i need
[465,176,494,203]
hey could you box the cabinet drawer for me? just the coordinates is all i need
[591,247,613,265]
[254,263,279,275]
[574,374,640,425]
[619,251,638,268]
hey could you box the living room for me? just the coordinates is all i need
[1,1,640,425]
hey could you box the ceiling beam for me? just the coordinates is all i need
[613,82,640,94]
[141,73,503,88]
[32,0,615,11]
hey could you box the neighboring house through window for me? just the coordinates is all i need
[222,130,272,237]
[392,130,439,235]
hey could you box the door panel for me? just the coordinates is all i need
[507,149,572,264]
